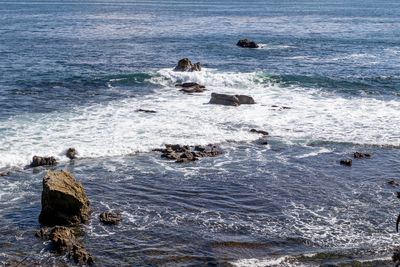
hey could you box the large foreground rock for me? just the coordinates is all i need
[174,58,202,72]
[237,39,259,48]
[39,171,90,226]
[209,93,255,106]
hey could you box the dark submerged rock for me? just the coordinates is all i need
[209,93,255,106]
[353,152,371,159]
[50,226,93,265]
[135,109,157,113]
[30,156,57,168]
[156,144,223,163]
[99,212,122,225]
[66,148,77,160]
[174,58,202,72]
[39,170,90,227]
[393,247,400,267]
[0,171,10,176]
[339,159,352,166]
[388,180,400,187]
[250,129,269,136]
[237,39,259,48]
[175,83,206,93]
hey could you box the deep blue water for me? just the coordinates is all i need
[0,1,400,266]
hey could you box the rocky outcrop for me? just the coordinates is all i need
[30,156,57,167]
[353,152,371,159]
[135,109,157,113]
[99,212,122,225]
[209,93,255,106]
[250,129,269,136]
[175,82,206,93]
[39,171,90,227]
[66,148,77,160]
[49,226,93,265]
[174,58,201,72]
[237,39,259,48]
[155,144,223,163]
[340,159,352,166]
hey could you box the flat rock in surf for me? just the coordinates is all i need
[155,144,223,163]
[175,82,206,93]
[135,109,157,113]
[99,212,122,225]
[174,58,202,72]
[30,156,57,168]
[237,39,260,48]
[209,93,255,106]
[250,129,269,136]
[353,152,372,159]
[39,170,90,227]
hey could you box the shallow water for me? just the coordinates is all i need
[0,0,400,266]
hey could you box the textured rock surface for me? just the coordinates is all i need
[99,212,122,225]
[39,171,90,226]
[174,58,201,72]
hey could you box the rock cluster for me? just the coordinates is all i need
[209,93,255,106]
[155,144,223,163]
[30,156,57,167]
[174,58,201,72]
[237,39,259,48]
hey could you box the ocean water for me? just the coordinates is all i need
[0,0,400,266]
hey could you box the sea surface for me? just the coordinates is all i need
[1,0,400,266]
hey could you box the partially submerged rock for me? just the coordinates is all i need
[209,93,255,106]
[237,39,259,48]
[175,82,206,93]
[0,171,10,176]
[39,170,90,226]
[135,109,157,113]
[155,144,223,163]
[339,159,352,166]
[250,129,269,136]
[50,226,93,265]
[66,148,77,160]
[388,180,400,187]
[353,152,371,159]
[393,247,400,267]
[174,58,201,72]
[99,212,122,225]
[30,156,57,168]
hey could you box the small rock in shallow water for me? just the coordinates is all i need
[156,144,223,163]
[353,152,371,159]
[250,129,269,136]
[30,156,57,167]
[99,212,122,225]
[237,39,259,48]
[339,159,352,166]
[66,148,77,159]
[135,109,157,113]
[174,58,201,72]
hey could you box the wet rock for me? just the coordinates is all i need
[209,93,255,106]
[237,39,259,48]
[174,58,202,72]
[388,180,400,187]
[256,139,269,145]
[339,159,352,166]
[396,192,400,199]
[99,212,122,225]
[175,82,206,93]
[66,148,77,160]
[393,247,400,267]
[30,156,57,168]
[39,170,90,227]
[135,109,157,113]
[0,171,10,176]
[353,152,371,159]
[250,129,269,136]
[50,226,93,265]
[156,144,223,163]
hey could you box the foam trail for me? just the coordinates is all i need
[0,68,399,168]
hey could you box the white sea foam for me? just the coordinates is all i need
[0,68,399,169]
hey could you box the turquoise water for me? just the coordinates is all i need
[0,1,400,266]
